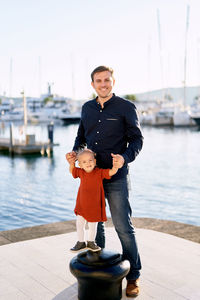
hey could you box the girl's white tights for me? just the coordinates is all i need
[76,215,97,242]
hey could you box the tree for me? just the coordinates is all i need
[88,93,96,99]
[164,94,173,101]
[43,96,53,105]
[194,95,200,102]
[124,94,137,101]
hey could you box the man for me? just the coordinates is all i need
[66,66,143,297]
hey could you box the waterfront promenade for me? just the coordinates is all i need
[0,218,199,300]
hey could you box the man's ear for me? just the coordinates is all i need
[91,81,94,89]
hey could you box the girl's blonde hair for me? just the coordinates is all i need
[76,149,96,160]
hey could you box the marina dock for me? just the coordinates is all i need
[0,137,57,155]
[0,122,58,155]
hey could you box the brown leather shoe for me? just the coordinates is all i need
[126,278,140,297]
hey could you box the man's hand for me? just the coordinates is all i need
[65,151,77,165]
[111,153,125,169]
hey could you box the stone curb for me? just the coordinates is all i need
[0,217,199,246]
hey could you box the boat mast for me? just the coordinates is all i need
[38,56,42,98]
[9,57,13,98]
[147,36,151,101]
[70,53,75,100]
[157,9,164,102]
[197,38,200,102]
[183,5,190,107]
[21,91,27,135]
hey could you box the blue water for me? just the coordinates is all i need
[0,123,200,231]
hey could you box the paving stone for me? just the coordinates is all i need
[0,227,199,299]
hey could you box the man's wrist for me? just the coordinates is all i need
[121,154,127,165]
[112,166,118,171]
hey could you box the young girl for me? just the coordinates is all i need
[66,149,119,252]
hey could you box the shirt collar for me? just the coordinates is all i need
[95,93,116,107]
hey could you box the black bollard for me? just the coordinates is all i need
[70,249,130,300]
[47,123,54,144]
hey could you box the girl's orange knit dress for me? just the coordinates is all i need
[72,167,111,222]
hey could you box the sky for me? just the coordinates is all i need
[0,0,200,100]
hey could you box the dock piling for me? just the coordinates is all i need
[9,123,14,153]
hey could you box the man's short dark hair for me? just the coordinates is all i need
[91,66,114,82]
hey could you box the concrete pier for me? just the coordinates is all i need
[0,217,199,246]
[0,218,199,300]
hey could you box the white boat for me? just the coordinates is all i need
[139,111,156,126]
[57,111,81,124]
[28,109,57,123]
[0,108,24,122]
[28,103,65,124]
[153,108,174,126]
[0,101,12,115]
[55,104,81,124]
[173,107,195,126]
[141,103,174,126]
[140,102,196,127]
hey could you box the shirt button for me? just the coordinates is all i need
[95,142,98,145]
[97,131,99,133]
[100,110,102,112]
[99,120,101,122]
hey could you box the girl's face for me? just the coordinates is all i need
[78,153,96,173]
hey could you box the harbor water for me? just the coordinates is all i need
[0,123,200,231]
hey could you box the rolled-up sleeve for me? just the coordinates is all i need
[73,119,86,152]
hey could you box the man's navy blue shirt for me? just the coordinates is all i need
[73,94,143,181]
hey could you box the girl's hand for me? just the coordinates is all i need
[65,151,77,164]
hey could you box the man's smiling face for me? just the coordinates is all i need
[91,70,115,100]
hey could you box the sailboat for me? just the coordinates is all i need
[173,5,195,126]
[148,6,195,127]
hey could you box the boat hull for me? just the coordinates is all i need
[191,117,200,126]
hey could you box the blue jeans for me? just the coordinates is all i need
[96,176,141,280]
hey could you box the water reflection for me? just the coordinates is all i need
[0,122,200,230]
[47,156,56,175]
